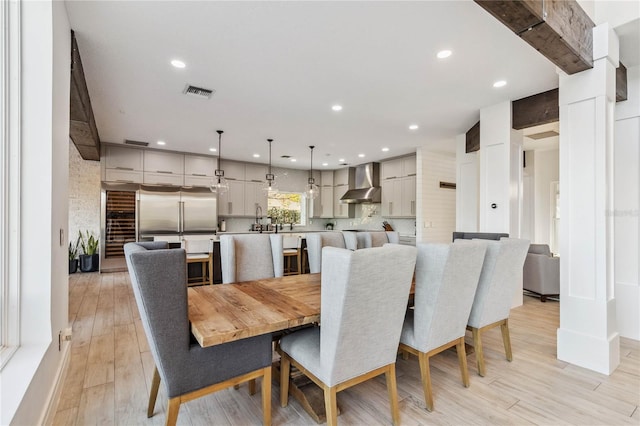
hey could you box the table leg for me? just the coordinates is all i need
[272,361,340,424]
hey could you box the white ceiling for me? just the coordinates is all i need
[64,0,564,170]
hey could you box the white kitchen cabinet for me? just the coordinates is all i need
[321,170,334,187]
[244,181,267,216]
[143,150,184,175]
[220,160,246,180]
[333,185,355,218]
[403,156,417,176]
[320,185,334,218]
[184,175,214,188]
[105,145,144,171]
[245,163,268,182]
[105,168,143,184]
[401,176,416,216]
[334,167,352,186]
[382,158,402,180]
[143,172,184,186]
[184,155,216,177]
[381,179,402,217]
[218,180,245,216]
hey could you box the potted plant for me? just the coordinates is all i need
[68,239,79,274]
[78,230,100,272]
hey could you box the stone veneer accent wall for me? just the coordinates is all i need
[68,141,101,248]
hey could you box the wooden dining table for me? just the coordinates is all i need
[188,273,321,348]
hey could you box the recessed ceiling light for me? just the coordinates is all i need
[209,148,217,152]
[157,141,166,145]
[382,147,390,152]
[338,158,345,162]
[409,124,419,130]
[170,59,186,69]
[322,162,329,166]
[437,50,452,59]
[493,80,507,88]
[253,154,260,158]
[290,158,297,162]
[332,105,343,111]
[358,154,365,158]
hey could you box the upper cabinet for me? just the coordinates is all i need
[245,163,268,182]
[402,156,417,176]
[184,155,216,177]
[105,145,143,171]
[104,145,143,183]
[334,167,354,186]
[143,151,184,175]
[219,160,246,180]
[381,159,402,180]
[321,170,334,187]
[381,154,416,218]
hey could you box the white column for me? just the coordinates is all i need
[478,101,523,235]
[455,133,478,232]
[614,64,640,340]
[557,23,620,374]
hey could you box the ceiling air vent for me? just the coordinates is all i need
[280,155,291,159]
[124,139,149,147]
[183,84,214,99]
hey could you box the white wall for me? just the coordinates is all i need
[533,148,560,246]
[68,141,101,246]
[417,148,456,243]
[614,64,640,340]
[455,133,479,232]
[4,1,71,424]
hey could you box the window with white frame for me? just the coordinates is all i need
[267,191,307,227]
[1,0,21,368]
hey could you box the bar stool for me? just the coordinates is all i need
[283,235,301,276]
[182,239,213,285]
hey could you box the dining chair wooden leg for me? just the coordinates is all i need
[324,386,338,426]
[471,327,486,377]
[501,319,513,361]
[166,397,180,426]
[456,337,470,387]
[280,354,291,407]
[297,252,302,275]
[401,350,409,360]
[148,366,161,417]
[418,351,434,411]
[249,379,257,395]
[385,364,401,426]
[262,367,272,426]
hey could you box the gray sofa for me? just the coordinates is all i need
[452,231,509,241]
[523,244,559,302]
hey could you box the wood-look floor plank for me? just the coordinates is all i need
[56,274,640,426]
[83,330,115,389]
[75,383,115,426]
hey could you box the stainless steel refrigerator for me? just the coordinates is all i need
[138,186,217,238]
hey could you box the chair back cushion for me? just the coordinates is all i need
[528,243,550,256]
[320,244,417,386]
[402,241,486,352]
[467,238,530,328]
[342,231,359,250]
[306,232,346,273]
[220,234,283,283]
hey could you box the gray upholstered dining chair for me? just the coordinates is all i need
[279,244,417,426]
[305,231,347,273]
[123,242,273,426]
[467,237,530,376]
[399,241,487,411]
[354,231,400,249]
[219,233,283,283]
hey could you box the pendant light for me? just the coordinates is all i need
[304,145,319,200]
[263,138,277,192]
[209,130,229,195]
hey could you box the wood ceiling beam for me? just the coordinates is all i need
[474,0,595,75]
[466,121,480,153]
[70,30,101,161]
[616,62,628,102]
[512,88,559,130]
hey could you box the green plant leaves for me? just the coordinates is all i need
[78,230,99,255]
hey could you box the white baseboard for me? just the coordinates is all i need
[40,340,72,426]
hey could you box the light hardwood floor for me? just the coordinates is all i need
[54,271,640,426]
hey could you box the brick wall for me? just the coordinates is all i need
[68,141,101,250]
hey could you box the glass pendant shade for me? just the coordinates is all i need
[263,138,277,192]
[304,145,319,200]
[210,130,229,195]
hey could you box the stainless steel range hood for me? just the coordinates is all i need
[340,162,381,203]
